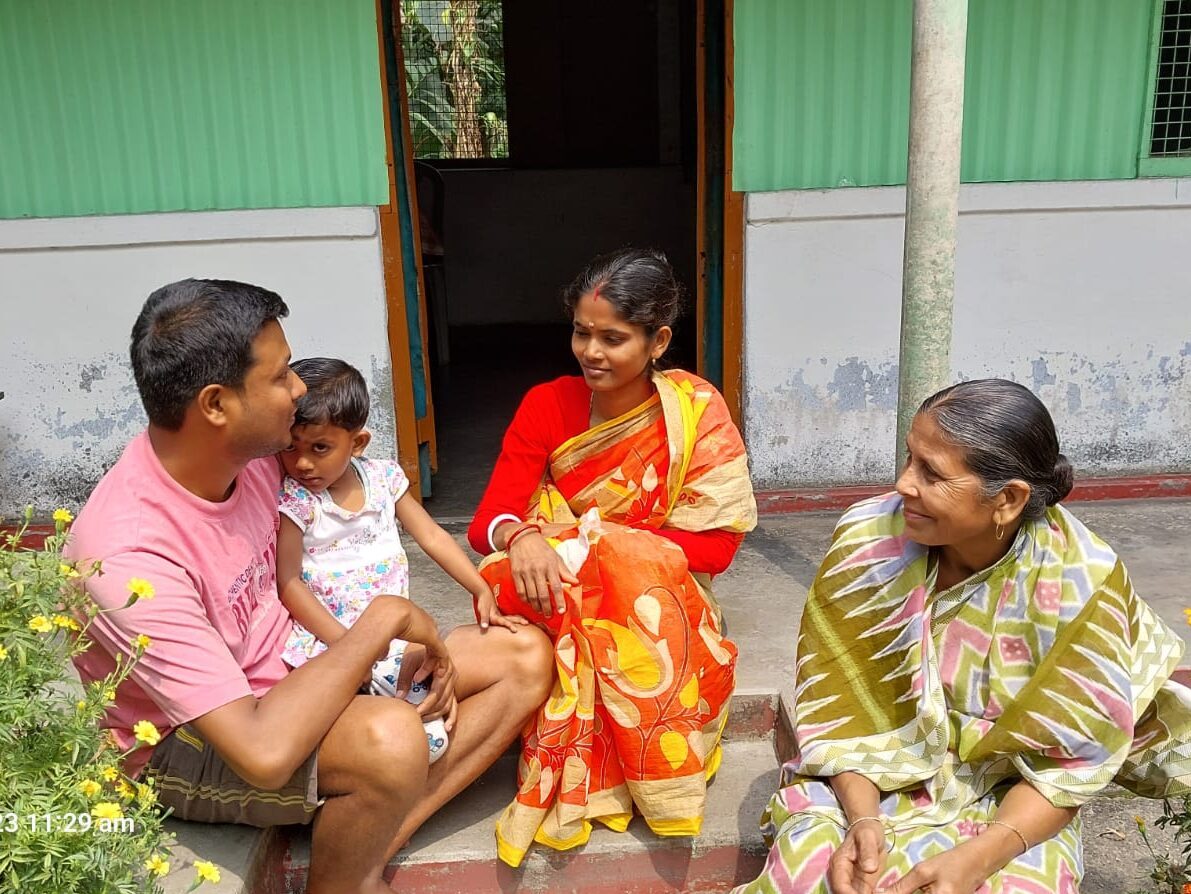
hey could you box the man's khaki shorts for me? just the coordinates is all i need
[145,723,319,827]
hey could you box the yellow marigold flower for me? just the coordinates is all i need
[126,578,156,601]
[59,563,80,579]
[144,854,170,877]
[116,779,136,800]
[52,614,80,631]
[0,644,7,662]
[101,766,119,782]
[103,687,117,703]
[53,508,74,525]
[137,783,157,807]
[194,860,222,884]
[133,719,161,746]
[91,802,123,820]
[29,615,54,634]
[133,633,152,650]
[76,700,88,711]
[78,779,102,798]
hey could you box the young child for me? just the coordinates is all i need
[276,357,524,764]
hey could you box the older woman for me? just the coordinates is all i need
[737,379,1191,894]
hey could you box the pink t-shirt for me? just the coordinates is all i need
[66,431,293,776]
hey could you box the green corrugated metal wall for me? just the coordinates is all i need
[0,0,389,219]
[734,0,1155,192]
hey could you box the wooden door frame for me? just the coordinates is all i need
[696,0,746,429]
[380,0,745,496]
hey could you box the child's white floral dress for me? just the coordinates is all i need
[278,457,411,666]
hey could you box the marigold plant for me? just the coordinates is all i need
[1132,798,1191,894]
[0,508,219,893]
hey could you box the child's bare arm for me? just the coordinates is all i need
[395,491,527,632]
[277,515,349,647]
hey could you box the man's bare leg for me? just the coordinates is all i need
[385,623,553,856]
[309,696,430,894]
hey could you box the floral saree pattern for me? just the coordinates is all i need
[480,370,757,867]
[734,492,1191,893]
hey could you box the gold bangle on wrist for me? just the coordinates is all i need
[847,815,884,831]
[847,815,890,852]
[984,819,1030,854]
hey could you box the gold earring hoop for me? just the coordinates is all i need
[995,523,1005,541]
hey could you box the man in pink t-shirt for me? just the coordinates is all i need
[67,279,552,894]
[70,432,290,779]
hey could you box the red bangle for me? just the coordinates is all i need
[504,523,542,551]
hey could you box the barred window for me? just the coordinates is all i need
[401,1,508,159]
[1149,0,1191,158]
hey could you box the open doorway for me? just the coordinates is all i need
[391,0,705,519]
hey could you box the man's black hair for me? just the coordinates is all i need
[291,358,370,431]
[130,279,289,430]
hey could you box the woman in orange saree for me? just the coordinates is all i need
[467,249,757,867]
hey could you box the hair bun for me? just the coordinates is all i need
[1050,453,1074,504]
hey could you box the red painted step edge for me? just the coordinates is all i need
[261,840,766,894]
[756,474,1191,515]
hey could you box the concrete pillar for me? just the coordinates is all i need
[895,0,969,468]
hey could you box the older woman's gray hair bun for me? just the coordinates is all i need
[1052,453,1075,504]
[918,379,1073,521]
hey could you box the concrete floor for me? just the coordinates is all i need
[423,323,574,519]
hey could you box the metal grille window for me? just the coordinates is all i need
[401,1,508,159]
[1143,0,1191,173]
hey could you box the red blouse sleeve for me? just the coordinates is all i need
[468,379,586,555]
[653,528,744,576]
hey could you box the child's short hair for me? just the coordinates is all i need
[291,358,369,430]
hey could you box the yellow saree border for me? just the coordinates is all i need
[545,370,699,525]
[549,391,661,463]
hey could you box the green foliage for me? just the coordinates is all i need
[1131,797,1191,894]
[401,0,508,159]
[0,509,177,894]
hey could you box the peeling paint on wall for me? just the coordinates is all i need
[959,349,1191,473]
[0,206,395,518]
[745,358,901,489]
[2,351,398,518]
[367,355,397,459]
[1,352,145,514]
[743,180,1191,489]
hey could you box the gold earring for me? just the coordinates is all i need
[995,523,1004,541]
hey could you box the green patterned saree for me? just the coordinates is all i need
[735,493,1191,894]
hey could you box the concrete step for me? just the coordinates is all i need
[265,736,778,894]
[159,818,280,894]
[158,691,778,894]
[161,680,1182,894]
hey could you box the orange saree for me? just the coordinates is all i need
[480,370,757,867]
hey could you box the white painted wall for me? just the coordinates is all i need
[0,207,396,517]
[743,179,1191,489]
